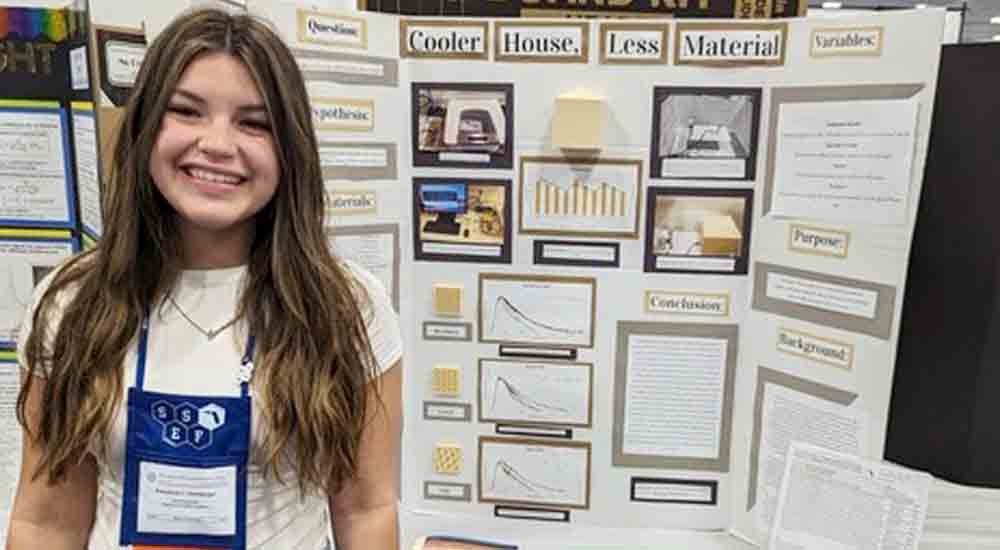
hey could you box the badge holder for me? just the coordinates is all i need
[120,316,254,550]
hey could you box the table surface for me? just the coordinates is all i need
[401,476,1000,549]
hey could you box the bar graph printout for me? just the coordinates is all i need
[519,157,641,238]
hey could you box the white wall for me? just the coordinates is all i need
[807,7,963,44]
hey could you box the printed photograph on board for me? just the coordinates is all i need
[411,82,515,169]
[643,187,753,274]
[413,178,512,264]
[649,86,762,180]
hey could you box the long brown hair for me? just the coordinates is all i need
[17,8,378,495]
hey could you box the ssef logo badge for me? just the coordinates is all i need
[151,401,227,450]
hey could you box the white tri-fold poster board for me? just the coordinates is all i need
[243,3,944,545]
[2,1,941,547]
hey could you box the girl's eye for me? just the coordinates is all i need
[167,105,199,117]
[242,119,271,132]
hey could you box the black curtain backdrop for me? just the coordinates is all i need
[886,43,1000,488]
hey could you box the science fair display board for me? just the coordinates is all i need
[0,0,945,547]
[245,3,944,546]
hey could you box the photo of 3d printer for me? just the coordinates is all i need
[413,177,513,264]
[643,187,754,275]
[649,86,762,181]
[411,82,515,169]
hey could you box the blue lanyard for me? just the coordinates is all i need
[136,307,255,398]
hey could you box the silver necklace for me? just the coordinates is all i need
[167,294,240,340]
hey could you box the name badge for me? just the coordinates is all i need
[137,462,238,535]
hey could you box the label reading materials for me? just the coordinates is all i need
[675,23,787,66]
[327,190,376,216]
[599,23,669,65]
[495,22,589,63]
[811,27,883,58]
[788,225,850,258]
[400,20,489,60]
[645,291,730,317]
[312,99,374,132]
[777,327,854,370]
[297,10,367,49]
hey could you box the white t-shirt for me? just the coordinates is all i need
[17,260,402,550]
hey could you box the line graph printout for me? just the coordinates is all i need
[0,239,76,347]
[479,359,592,427]
[479,274,595,348]
[479,437,590,509]
[520,157,641,237]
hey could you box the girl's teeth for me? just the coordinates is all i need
[190,168,241,184]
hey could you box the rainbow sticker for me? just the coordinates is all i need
[0,7,71,42]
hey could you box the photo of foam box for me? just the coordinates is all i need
[701,215,741,255]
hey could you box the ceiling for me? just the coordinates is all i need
[808,0,998,42]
